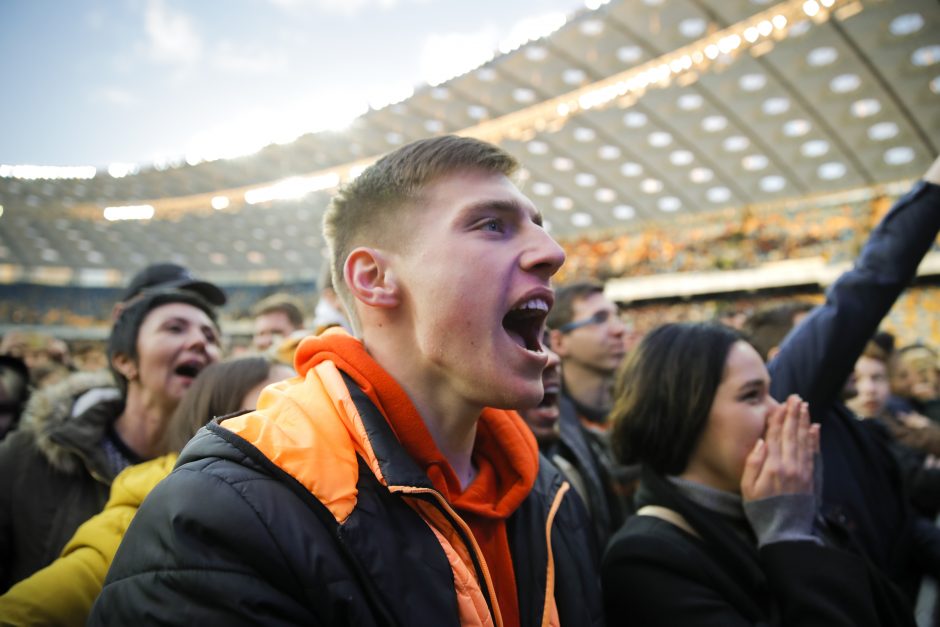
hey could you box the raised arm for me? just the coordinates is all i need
[769,158,940,407]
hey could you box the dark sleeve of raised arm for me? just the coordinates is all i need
[769,181,940,408]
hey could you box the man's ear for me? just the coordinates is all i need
[548,328,569,357]
[111,353,137,381]
[344,247,399,309]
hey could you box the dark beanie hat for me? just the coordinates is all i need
[108,289,219,396]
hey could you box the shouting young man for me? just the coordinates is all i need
[90,136,603,626]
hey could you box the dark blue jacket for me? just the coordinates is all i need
[767,180,940,597]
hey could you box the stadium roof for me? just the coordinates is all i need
[0,0,937,246]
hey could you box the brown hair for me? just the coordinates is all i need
[546,281,604,330]
[161,356,279,453]
[251,293,305,329]
[322,135,519,333]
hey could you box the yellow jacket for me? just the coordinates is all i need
[0,454,176,626]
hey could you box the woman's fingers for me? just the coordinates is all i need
[741,438,767,500]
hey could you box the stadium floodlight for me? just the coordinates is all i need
[244,173,340,205]
[103,205,155,221]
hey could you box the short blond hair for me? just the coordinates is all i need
[323,135,519,334]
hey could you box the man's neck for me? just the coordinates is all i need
[561,364,614,415]
[364,335,480,490]
[113,388,171,460]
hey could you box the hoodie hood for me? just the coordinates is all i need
[20,370,121,476]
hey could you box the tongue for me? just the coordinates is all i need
[506,329,527,350]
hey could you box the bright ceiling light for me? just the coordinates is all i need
[690,167,714,183]
[424,120,444,133]
[103,205,155,221]
[623,111,648,128]
[702,115,728,132]
[641,178,664,194]
[571,212,593,227]
[513,88,536,103]
[599,145,621,160]
[621,162,643,177]
[912,45,940,67]
[742,154,769,171]
[679,18,707,38]
[525,46,548,61]
[574,127,596,142]
[617,45,643,64]
[552,157,574,171]
[476,68,496,82]
[723,136,750,152]
[528,141,549,155]
[467,105,488,120]
[884,146,915,165]
[760,175,786,192]
[613,205,635,220]
[553,196,574,211]
[563,68,586,85]
[575,172,597,187]
[807,46,838,67]
[830,73,861,93]
[706,186,731,203]
[803,0,820,17]
[211,196,230,210]
[532,182,553,196]
[740,73,767,91]
[658,197,681,212]
[580,19,604,36]
[818,162,847,180]
[677,93,703,110]
[801,139,830,157]
[762,97,790,115]
[890,14,924,37]
[851,98,881,118]
[670,150,694,166]
[595,188,616,202]
[430,87,449,100]
[385,132,404,145]
[868,121,899,141]
[648,131,673,147]
[783,119,811,137]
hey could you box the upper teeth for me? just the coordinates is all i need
[515,298,549,312]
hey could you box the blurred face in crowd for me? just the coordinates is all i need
[520,346,562,446]
[116,303,222,413]
[891,349,940,403]
[847,356,890,419]
[552,292,627,376]
[253,310,300,352]
[685,341,779,493]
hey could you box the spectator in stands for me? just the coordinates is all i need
[0,331,73,387]
[0,289,221,592]
[603,322,913,626]
[90,135,600,626]
[546,281,631,550]
[0,356,30,440]
[0,355,293,625]
[739,156,940,603]
[890,344,940,424]
[250,292,306,353]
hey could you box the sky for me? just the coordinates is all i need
[0,0,587,169]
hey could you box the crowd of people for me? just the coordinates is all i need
[0,135,937,626]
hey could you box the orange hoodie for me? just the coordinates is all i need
[292,329,539,627]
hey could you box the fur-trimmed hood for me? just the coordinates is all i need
[20,370,122,477]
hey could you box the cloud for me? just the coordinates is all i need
[267,0,400,17]
[212,41,289,74]
[91,87,140,107]
[145,0,202,64]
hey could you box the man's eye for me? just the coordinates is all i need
[481,218,504,233]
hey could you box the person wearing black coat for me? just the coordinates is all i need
[602,323,914,626]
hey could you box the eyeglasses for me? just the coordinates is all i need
[558,309,614,333]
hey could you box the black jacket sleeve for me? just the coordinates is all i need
[769,181,940,408]
[88,463,321,626]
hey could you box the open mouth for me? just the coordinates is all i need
[539,387,559,409]
[174,360,205,379]
[502,297,549,353]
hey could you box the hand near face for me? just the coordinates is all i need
[740,395,820,502]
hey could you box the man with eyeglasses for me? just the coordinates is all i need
[545,281,634,553]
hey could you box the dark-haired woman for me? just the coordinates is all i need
[602,322,914,627]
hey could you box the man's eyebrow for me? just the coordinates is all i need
[463,198,543,226]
